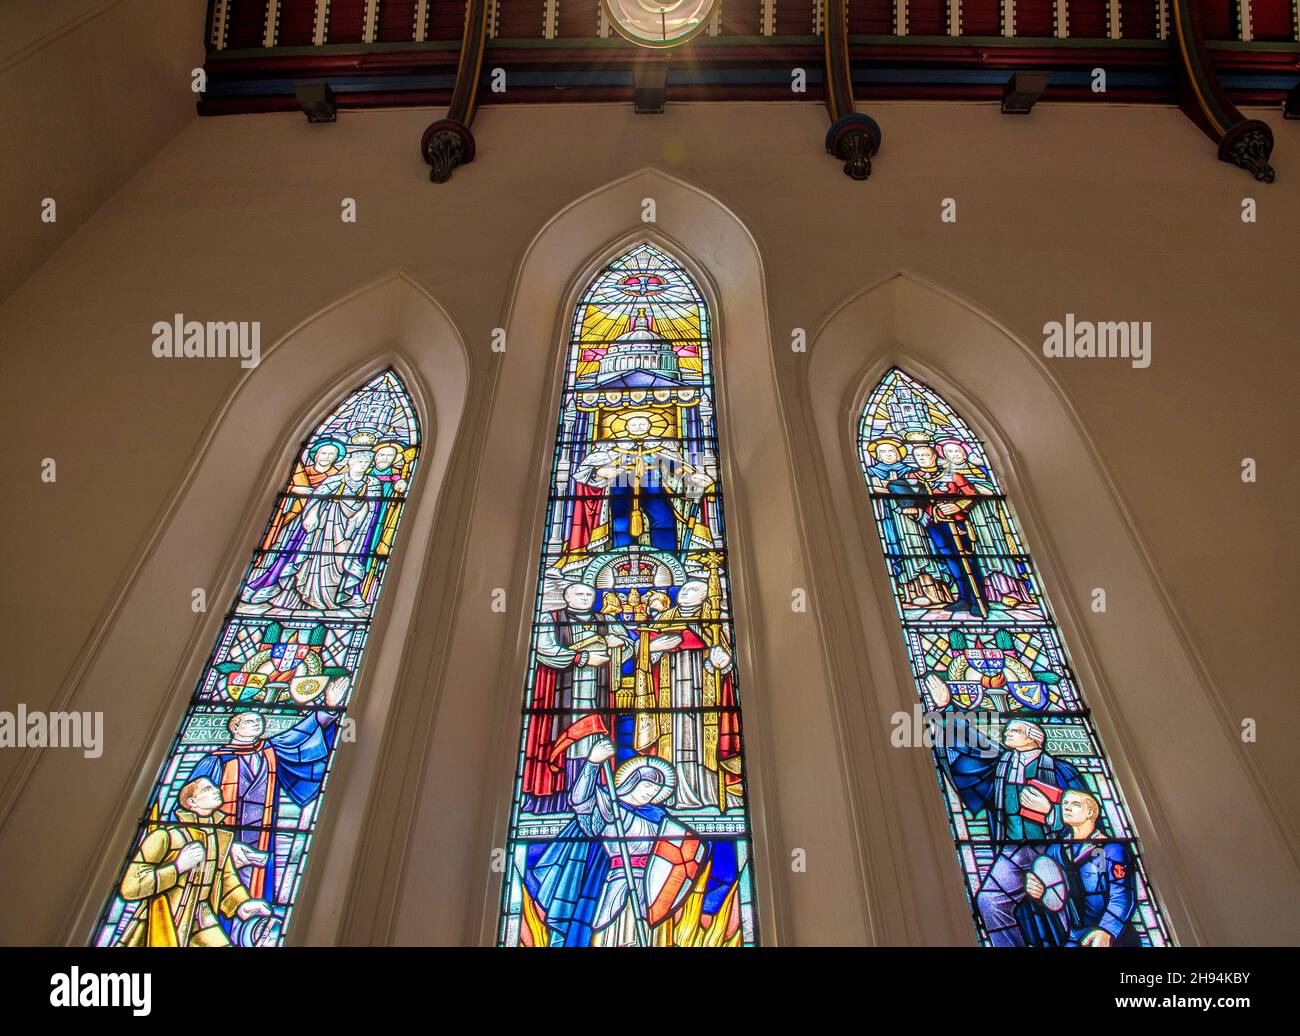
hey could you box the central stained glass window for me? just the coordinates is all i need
[498,243,758,947]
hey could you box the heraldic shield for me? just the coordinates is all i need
[645,818,711,927]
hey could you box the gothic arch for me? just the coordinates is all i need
[385,168,872,946]
[9,271,472,945]
[790,270,1299,945]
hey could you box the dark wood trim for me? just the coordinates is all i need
[1169,0,1278,181]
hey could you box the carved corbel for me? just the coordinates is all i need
[1169,0,1276,182]
[420,0,490,183]
[822,0,881,179]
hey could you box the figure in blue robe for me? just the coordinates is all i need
[936,709,1085,946]
[526,754,673,946]
[189,710,338,908]
[1015,789,1141,947]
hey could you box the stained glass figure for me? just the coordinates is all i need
[859,367,1171,947]
[498,243,758,947]
[94,370,420,947]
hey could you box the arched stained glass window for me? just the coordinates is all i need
[498,243,758,947]
[859,368,1171,947]
[94,370,420,947]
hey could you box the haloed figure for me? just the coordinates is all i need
[523,582,631,813]
[641,579,740,809]
[900,442,988,616]
[525,737,706,947]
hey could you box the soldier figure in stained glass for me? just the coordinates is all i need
[525,728,710,947]
[936,438,995,493]
[866,438,953,604]
[115,777,272,947]
[1023,790,1140,947]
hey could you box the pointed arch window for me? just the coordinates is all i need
[498,243,758,947]
[859,368,1171,947]
[94,370,420,947]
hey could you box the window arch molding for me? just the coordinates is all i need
[414,168,866,947]
[41,271,471,946]
[794,269,1297,945]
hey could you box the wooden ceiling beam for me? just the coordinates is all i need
[420,0,490,183]
[1169,0,1277,181]
[822,0,881,180]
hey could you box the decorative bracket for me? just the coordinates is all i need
[420,0,490,183]
[822,0,881,179]
[632,54,670,114]
[826,113,883,181]
[1169,0,1276,182]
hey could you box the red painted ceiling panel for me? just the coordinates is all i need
[1197,0,1237,39]
[1069,0,1109,36]
[849,0,895,33]
[723,0,765,34]
[774,0,816,34]
[1250,0,1295,40]
[376,0,421,42]
[428,0,467,38]
[962,0,1001,35]
[327,0,368,42]
[557,0,600,37]
[277,0,319,45]
[1119,0,1158,39]
[226,0,270,48]
[907,0,947,34]
[1016,0,1056,36]
[497,0,547,37]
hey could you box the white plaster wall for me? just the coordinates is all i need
[0,0,207,300]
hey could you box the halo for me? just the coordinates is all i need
[301,436,348,466]
[934,436,973,457]
[607,409,671,439]
[614,756,676,804]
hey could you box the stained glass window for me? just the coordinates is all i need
[498,243,758,947]
[859,367,1171,947]
[94,370,420,947]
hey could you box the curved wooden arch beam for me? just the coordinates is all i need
[421,0,490,183]
[1170,0,1276,182]
[822,0,881,180]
